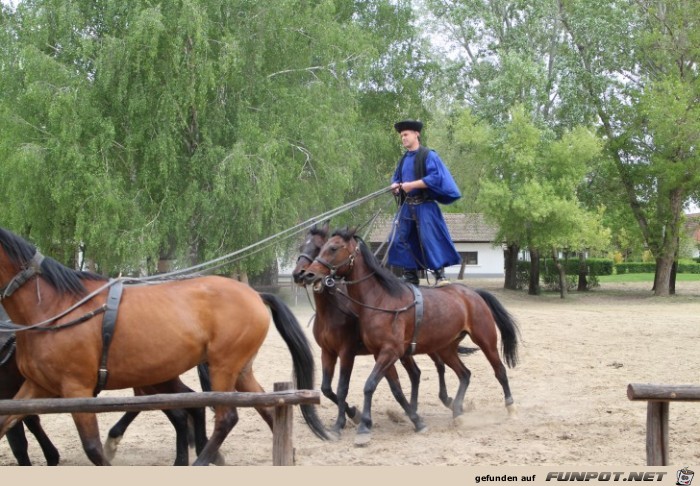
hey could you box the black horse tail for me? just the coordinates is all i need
[474,289,520,368]
[259,292,332,441]
[197,363,212,392]
[457,345,479,356]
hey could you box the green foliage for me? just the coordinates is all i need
[616,260,700,275]
[0,0,429,275]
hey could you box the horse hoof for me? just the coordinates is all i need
[348,408,362,425]
[452,414,465,428]
[213,452,227,466]
[415,423,429,434]
[506,404,518,418]
[354,432,372,447]
[328,429,341,441]
[443,398,453,409]
[103,436,121,462]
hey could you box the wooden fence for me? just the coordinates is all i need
[0,381,319,466]
[627,383,700,466]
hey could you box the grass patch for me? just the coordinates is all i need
[599,273,700,283]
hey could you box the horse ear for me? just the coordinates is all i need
[321,220,330,233]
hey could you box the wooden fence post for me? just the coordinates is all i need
[627,383,700,466]
[273,382,294,466]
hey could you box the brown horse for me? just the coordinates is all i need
[302,228,520,446]
[291,223,478,435]
[0,226,329,465]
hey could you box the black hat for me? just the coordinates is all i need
[394,120,423,133]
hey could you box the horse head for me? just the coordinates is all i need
[292,222,329,285]
[302,228,361,292]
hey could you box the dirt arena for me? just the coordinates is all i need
[1,278,698,466]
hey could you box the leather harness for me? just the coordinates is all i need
[407,283,424,356]
[94,279,124,396]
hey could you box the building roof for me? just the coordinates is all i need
[367,212,499,243]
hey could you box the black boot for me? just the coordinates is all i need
[433,268,450,287]
[402,269,419,285]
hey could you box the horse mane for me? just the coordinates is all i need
[332,228,406,298]
[0,228,106,297]
[309,224,328,240]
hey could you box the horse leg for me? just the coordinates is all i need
[161,408,191,466]
[336,350,360,427]
[482,345,516,415]
[103,411,139,462]
[384,364,427,433]
[318,349,345,434]
[22,414,60,466]
[191,364,240,466]
[5,421,31,466]
[355,351,407,447]
[191,404,238,466]
[72,412,111,465]
[398,355,422,413]
[470,331,517,416]
[428,352,453,409]
[438,350,471,419]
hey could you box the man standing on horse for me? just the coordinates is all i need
[388,119,462,287]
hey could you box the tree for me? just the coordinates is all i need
[475,106,609,295]
[559,0,700,295]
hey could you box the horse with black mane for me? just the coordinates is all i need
[0,226,330,465]
[302,227,520,446]
[292,223,478,435]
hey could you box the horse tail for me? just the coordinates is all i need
[474,289,520,368]
[259,292,332,441]
[457,345,479,356]
[197,363,212,392]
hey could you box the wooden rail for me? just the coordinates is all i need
[0,382,319,466]
[627,383,700,466]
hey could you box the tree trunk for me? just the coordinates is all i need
[552,248,567,299]
[577,251,589,291]
[528,248,540,295]
[653,255,673,296]
[669,259,677,295]
[503,243,520,290]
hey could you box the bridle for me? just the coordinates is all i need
[0,249,119,333]
[312,242,359,280]
[0,251,45,301]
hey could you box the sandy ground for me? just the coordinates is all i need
[0,278,698,467]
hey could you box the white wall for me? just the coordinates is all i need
[449,242,504,277]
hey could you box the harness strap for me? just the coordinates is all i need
[94,279,123,396]
[407,284,424,355]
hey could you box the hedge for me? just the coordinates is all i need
[615,260,700,274]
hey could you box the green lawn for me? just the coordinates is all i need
[598,272,700,283]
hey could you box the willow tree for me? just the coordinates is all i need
[0,0,425,276]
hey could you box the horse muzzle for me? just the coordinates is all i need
[302,272,326,293]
